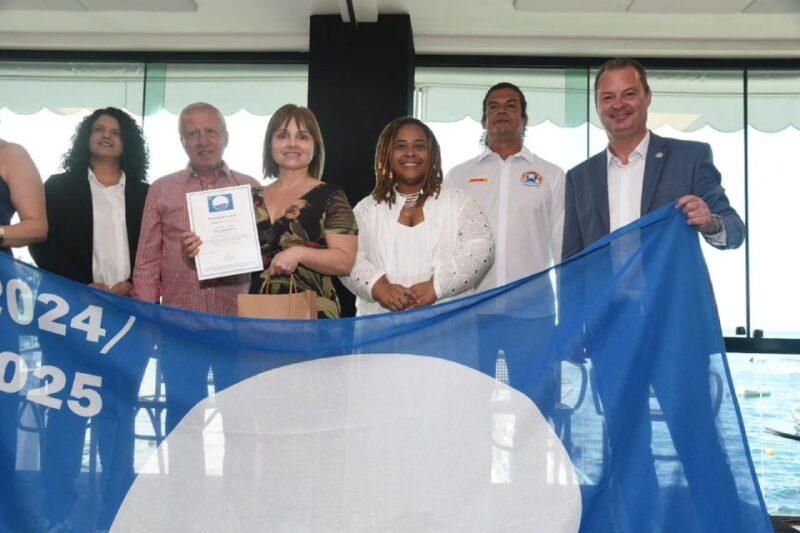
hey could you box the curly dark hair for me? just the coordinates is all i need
[372,117,442,206]
[62,107,149,182]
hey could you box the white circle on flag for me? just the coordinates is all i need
[113,354,582,532]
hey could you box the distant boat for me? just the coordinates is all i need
[740,388,771,399]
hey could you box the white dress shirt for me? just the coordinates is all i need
[607,131,649,233]
[88,168,130,286]
[606,131,726,245]
[445,146,565,293]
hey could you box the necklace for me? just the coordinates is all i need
[396,188,422,209]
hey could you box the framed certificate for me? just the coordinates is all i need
[186,184,263,281]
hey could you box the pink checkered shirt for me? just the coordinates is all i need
[133,163,260,315]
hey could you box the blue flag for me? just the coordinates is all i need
[0,205,770,532]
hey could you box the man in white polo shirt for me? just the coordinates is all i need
[446,82,565,294]
[445,82,565,423]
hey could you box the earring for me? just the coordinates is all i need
[388,170,394,182]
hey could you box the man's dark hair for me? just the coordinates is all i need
[594,58,651,100]
[481,82,528,127]
[63,107,149,182]
[480,82,528,146]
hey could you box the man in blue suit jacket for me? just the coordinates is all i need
[560,59,745,532]
[563,59,744,260]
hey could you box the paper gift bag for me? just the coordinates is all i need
[237,275,318,320]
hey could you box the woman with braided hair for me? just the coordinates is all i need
[341,116,494,315]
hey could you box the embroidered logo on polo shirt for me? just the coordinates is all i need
[520,171,543,187]
[468,177,490,183]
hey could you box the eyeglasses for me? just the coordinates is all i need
[182,128,223,142]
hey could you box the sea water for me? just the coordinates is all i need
[728,353,800,516]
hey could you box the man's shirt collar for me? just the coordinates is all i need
[607,130,650,167]
[478,145,535,164]
[185,161,231,183]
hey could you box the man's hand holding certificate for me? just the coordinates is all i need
[186,184,262,281]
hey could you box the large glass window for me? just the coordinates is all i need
[0,61,145,181]
[748,71,800,339]
[728,352,800,516]
[0,61,309,186]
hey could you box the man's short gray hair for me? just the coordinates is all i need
[178,102,227,137]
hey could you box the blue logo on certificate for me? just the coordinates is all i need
[208,193,234,212]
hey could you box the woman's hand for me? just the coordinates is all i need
[88,281,134,297]
[371,276,415,311]
[109,281,134,297]
[267,246,306,276]
[408,278,437,309]
[180,231,202,258]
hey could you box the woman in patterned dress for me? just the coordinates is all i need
[249,104,357,318]
[181,105,357,318]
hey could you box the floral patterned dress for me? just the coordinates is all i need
[250,183,358,318]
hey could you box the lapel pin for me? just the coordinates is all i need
[655,152,664,159]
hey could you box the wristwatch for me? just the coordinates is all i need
[0,227,5,245]
[708,214,724,235]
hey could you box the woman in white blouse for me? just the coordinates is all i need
[342,117,494,316]
[29,107,150,531]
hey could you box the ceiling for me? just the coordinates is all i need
[0,0,798,57]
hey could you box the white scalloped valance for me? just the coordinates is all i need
[155,63,308,114]
[0,62,145,114]
[0,61,308,116]
[415,67,800,134]
[2,62,798,133]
